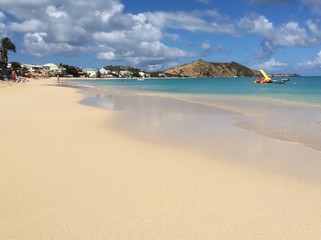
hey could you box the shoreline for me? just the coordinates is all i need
[68,77,321,152]
[1,77,321,239]
[77,86,321,183]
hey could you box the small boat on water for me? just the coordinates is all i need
[254,70,289,84]
[272,78,290,84]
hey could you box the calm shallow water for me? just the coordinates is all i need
[69,77,321,151]
[74,77,321,106]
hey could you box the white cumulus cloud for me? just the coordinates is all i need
[252,58,288,71]
[239,14,315,59]
[9,19,45,32]
[24,32,77,57]
[0,0,195,70]
[297,50,321,69]
[239,15,274,37]
[144,10,237,35]
[46,5,67,19]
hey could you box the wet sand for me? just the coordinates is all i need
[83,92,321,183]
[1,78,321,239]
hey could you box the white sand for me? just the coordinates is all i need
[1,78,321,240]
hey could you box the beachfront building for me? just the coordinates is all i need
[22,63,66,77]
[43,63,66,76]
[99,67,113,77]
[83,68,97,78]
[43,63,59,72]
[22,64,45,73]
[139,71,150,78]
[119,70,133,78]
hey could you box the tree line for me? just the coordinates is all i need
[0,37,16,69]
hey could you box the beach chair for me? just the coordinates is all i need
[16,76,28,83]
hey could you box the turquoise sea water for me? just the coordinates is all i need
[75,76,321,106]
[70,76,321,151]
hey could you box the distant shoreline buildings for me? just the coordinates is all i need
[18,63,149,79]
[3,59,300,79]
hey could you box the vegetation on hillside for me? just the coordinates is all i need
[163,59,257,78]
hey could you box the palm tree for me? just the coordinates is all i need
[1,37,16,68]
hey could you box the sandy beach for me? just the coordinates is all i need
[1,78,321,240]
[0,80,16,88]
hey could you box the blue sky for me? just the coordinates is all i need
[1,0,321,75]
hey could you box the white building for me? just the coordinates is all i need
[138,71,145,78]
[119,70,133,78]
[21,63,66,76]
[43,63,65,76]
[43,63,59,71]
[83,68,97,78]
[99,67,111,77]
[22,64,44,72]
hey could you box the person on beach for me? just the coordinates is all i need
[57,74,60,83]
[11,69,16,82]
